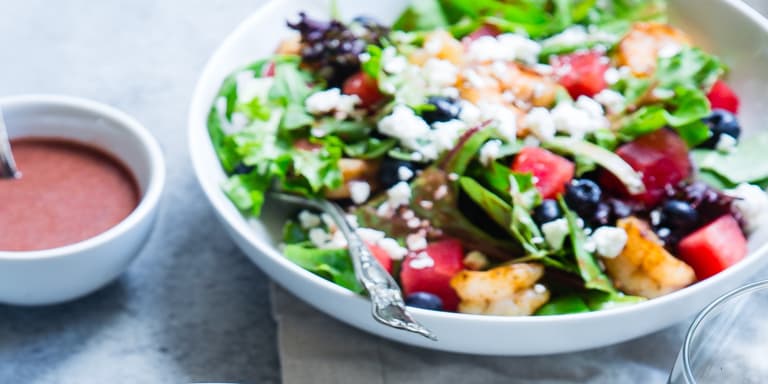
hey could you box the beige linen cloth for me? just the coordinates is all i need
[271,286,686,383]
[271,1,768,382]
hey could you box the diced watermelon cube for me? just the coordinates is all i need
[512,147,575,199]
[400,239,464,311]
[706,80,740,114]
[678,215,747,280]
[550,51,610,98]
[366,242,393,274]
[601,129,691,206]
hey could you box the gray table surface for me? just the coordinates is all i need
[0,1,277,383]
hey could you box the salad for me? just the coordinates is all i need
[207,0,768,316]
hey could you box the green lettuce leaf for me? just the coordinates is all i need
[692,132,768,186]
[283,243,364,293]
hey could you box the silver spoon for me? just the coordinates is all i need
[0,107,20,179]
[272,192,438,341]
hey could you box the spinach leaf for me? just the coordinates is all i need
[440,126,493,176]
[283,243,364,293]
[314,119,372,142]
[281,103,314,130]
[691,132,768,186]
[583,291,646,310]
[283,220,309,244]
[361,45,383,80]
[559,197,617,293]
[656,47,723,91]
[458,176,514,234]
[536,294,591,315]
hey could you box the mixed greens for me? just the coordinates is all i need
[208,0,768,316]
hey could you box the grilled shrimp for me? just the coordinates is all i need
[617,22,691,76]
[603,217,696,298]
[450,263,549,316]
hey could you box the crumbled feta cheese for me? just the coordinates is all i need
[459,101,481,125]
[305,88,360,115]
[423,58,459,89]
[549,99,607,140]
[542,218,569,250]
[406,233,428,251]
[298,210,322,229]
[467,34,541,64]
[431,119,465,152]
[357,227,386,243]
[236,71,274,103]
[441,87,460,98]
[346,214,359,229]
[522,135,541,148]
[603,67,620,85]
[434,185,448,200]
[348,180,371,204]
[402,210,415,220]
[230,113,249,132]
[387,181,412,208]
[308,228,331,248]
[448,173,459,181]
[651,88,675,100]
[326,230,348,249]
[726,183,768,233]
[382,46,408,74]
[593,89,626,114]
[576,95,605,118]
[419,200,434,209]
[650,210,662,226]
[407,217,422,228]
[409,251,435,269]
[376,202,392,217]
[533,283,547,294]
[583,239,597,253]
[543,26,590,48]
[478,103,518,142]
[378,105,433,154]
[378,237,408,260]
[524,107,556,141]
[479,139,503,166]
[591,226,628,258]
[715,134,738,153]
[398,166,414,181]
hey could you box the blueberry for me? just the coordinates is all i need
[660,199,699,230]
[421,96,461,124]
[405,292,443,311]
[565,179,602,217]
[378,158,417,189]
[233,163,254,175]
[533,199,562,225]
[700,109,741,149]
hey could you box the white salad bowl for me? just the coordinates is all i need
[189,0,768,355]
[0,95,165,306]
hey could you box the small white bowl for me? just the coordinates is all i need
[0,95,165,306]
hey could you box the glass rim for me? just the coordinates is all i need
[682,279,768,383]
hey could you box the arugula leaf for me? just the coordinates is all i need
[392,0,449,31]
[558,197,617,293]
[283,243,364,293]
[691,132,768,186]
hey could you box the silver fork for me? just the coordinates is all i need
[272,192,437,341]
[0,107,20,179]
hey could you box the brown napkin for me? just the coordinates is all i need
[271,285,686,383]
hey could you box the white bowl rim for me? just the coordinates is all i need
[0,94,166,260]
[188,0,768,326]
